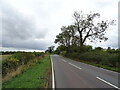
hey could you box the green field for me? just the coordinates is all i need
[0,55,1,61]
[1,55,12,61]
[0,54,12,65]
[2,55,51,88]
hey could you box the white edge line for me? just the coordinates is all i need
[69,63,81,70]
[96,76,120,89]
[50,55,55,89]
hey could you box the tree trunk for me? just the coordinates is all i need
[78,30,83,47]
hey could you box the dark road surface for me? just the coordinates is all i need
[51,55,119,89]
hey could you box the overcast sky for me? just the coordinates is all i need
[1,0,119,51]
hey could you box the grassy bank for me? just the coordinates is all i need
[2,55,51,88]
[2,52,45,78]
[76,59,118,72]
[64,56,119,72]
[65,50,119,72]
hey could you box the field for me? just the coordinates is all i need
[0,54,12,64]
[2,55,12,61]
[0,55,2,64]
[0,55,1,61]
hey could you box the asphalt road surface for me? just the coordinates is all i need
[51,55,119,89]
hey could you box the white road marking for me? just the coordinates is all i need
[69,63,82,70]
[62,59,67,62]
[65,57,118,74]
[96,77,120,89]
[50,56,55,89]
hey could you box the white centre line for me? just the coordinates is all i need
[62,59,67,62]
[96,77,120,89]
[69,62,82,70]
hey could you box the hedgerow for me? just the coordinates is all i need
[2,52,44,77]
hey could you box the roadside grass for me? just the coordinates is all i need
[2,55,51,88]
[65,56,119,72]
[65,51,119,73]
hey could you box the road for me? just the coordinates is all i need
[51,55,119,89]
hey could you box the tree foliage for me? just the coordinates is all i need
[55,11,114,47]
[45,46,55,53]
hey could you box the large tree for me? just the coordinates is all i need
[55,11,115,47]
[72,11,114,46]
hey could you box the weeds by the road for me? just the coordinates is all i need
[2,55,51,88]
[2,52,44,77]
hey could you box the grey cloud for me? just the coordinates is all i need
[1,1,48,50]
[2,37,49,50]
[2,4,34,40]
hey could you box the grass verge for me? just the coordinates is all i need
[76,59,119,72]
[2,55,51,88]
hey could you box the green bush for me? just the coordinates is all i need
[60,51,67,56]
[67,50,118,68]
[33,52,44,57]
[56,45,119,71]
[2,52,44,77]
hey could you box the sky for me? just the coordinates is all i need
[0,0,119,51]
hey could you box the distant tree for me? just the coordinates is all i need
[84,45,93,51]
[46,46,55,53]
[54,45,66,54]
[107,47,111,50]
[95,47,103,51]
[116,49,120,53]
